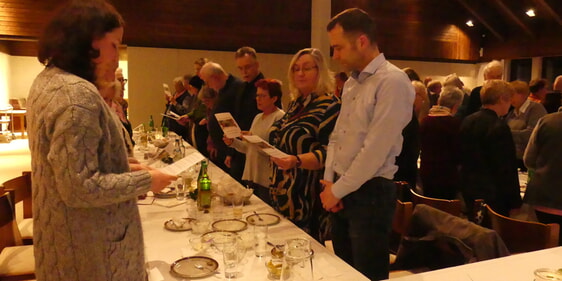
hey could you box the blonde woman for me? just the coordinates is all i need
[269,48,341,242]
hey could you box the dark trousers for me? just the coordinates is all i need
[331,177,397,281]
[245,181,273,206]
[229,151,245,183]
[535,210,562,246]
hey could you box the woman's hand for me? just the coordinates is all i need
[177,116,190,126]
[199,118,208,126]
[223,136,234,146]
[271,155,299,170]
[148,170,177,193]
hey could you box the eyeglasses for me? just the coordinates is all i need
[292,65,318,74]
[117,78,128,84]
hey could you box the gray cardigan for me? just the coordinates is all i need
[505,100,547,159]
[524,111,562,210]
[27,67,152,281]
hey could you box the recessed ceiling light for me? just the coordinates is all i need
[466,20,474,27]
[526,9,536,17]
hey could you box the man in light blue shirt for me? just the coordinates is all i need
[321,8,414,280]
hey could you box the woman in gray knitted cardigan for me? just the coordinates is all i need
[27,1,176,280]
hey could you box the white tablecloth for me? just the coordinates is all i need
[137,144,368,281]
[387,246,562,281]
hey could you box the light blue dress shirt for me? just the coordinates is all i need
[324,54,415,199]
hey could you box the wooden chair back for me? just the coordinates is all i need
[390,200,414,254]
[395,181,412,202]
[409,188,462,217]
[2,172,32,218]
[486,204,559,253]
[393,200,414,235]
[0,192,19,252]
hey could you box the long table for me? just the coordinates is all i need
[387,246,562,281]
[137,144,369,281]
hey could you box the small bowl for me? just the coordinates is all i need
[265,258,284,280]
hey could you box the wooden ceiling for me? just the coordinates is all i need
[0,0,561,62]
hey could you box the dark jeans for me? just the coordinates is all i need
[331,177,397,281]
[535,210,562,246]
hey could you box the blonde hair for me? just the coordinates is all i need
[509,80,529,97]
[287,48,334,99]
[481,80,514,105]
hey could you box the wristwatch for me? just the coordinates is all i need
[295,155,302,168]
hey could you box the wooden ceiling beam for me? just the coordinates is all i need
[491,0,535,38]
[532,0,562,27]
[456,0,505,42]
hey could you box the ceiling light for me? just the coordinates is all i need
[466,20,474,27]
[526,9,536,17]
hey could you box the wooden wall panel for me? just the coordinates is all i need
[331,0,481,62]
[0,0,311,55]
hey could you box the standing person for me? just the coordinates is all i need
[223,79,285,205]
[269,48,340,242]
[228,47,265,182]
[459,80,522,217]
[334,71,348,98]
[524,109,562,245]
[505,81,547,171]
[199,62,244,172]
[321,8,414,280]
[465,60,503,117]
[419,86,464,199]
[27,1,176,280]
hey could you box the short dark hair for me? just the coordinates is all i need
[336,72,348,81]
[529,78,548,93]
[255,79,282,100]
[234,46,257,59]
[38,0,124,83]
[327,8,377,43]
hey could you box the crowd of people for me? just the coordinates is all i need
[25,0,562,280]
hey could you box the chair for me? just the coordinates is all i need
[2,172,33,244]
[392,204,509,271]
[485,204,560,254]
[0,191,35,281]
[390,199,414,255]
[395,181,412,202]
[410,188,462,217]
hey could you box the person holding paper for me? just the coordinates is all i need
[27,1,176,280]
[223,78,285,205]
[268,48,340,242]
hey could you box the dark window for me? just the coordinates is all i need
[542,56,562,84]
[509,58,532,82]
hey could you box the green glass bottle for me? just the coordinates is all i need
[197,160,212,211]
[148,115,155,132]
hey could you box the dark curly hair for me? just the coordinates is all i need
[37,0,124,83]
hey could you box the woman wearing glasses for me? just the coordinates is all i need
[269,48,341,242]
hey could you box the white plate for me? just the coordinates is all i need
[212,219,247,232]
[164,218,192,231]
[170,256,218,278]
[246,213,281,226]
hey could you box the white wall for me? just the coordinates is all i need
[9,56,44,100]
[127,47,294,128]
[0,45,10,108]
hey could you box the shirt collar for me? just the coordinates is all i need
[518,99,531,115]
[350,53,386,83]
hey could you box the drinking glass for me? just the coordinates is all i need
[230,195,245,220]
[254,224,269,257]
[280,238,313,281]
[223,243,239,279]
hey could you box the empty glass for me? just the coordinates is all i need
[280,238,313,281]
